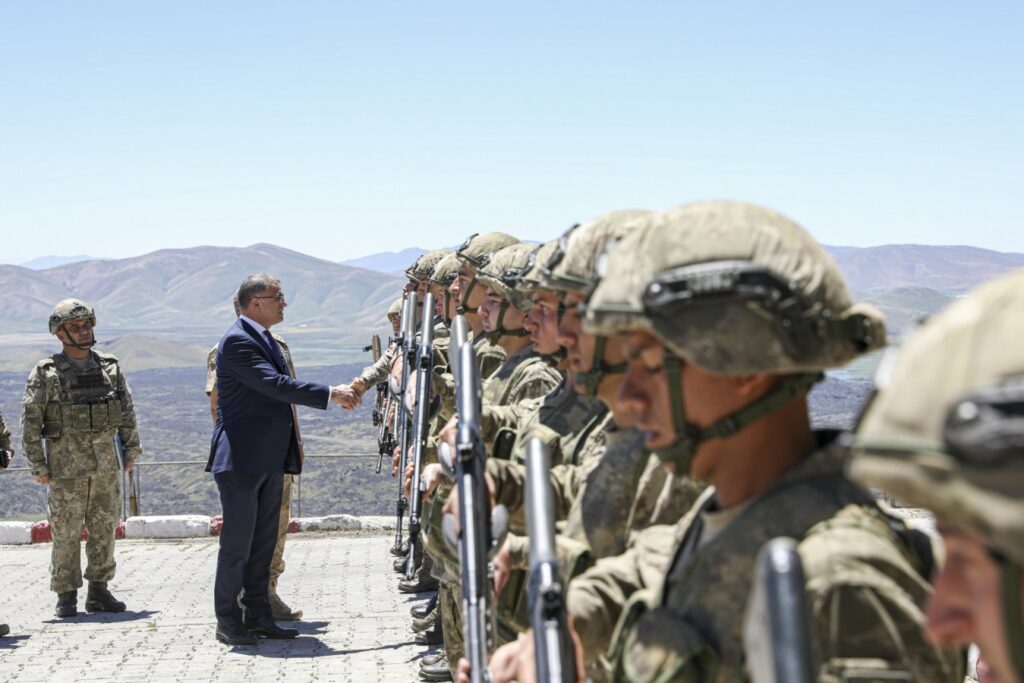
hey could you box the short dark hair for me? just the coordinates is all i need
[237,274,280,310]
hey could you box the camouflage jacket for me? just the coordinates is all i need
[21,351,143,478]
[0,411,11,452]
[356,341,399,388]
[479,344,563,456]
[574,435,963,682]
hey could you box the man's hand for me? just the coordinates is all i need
[441,469,497,536]
[35,473,50,485]
[330,384,361,410]
[492,538,512,596]
[391,445,402,476]
[420,463,444,497]
[457,636,528,683]
[124,457,135,473]
[438,415,458,454]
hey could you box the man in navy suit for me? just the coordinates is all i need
[208,273,344,645]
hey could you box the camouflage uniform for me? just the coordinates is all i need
[206,332,299,597]
[22,307,142,594]
[849,269,1024,682]
[0,411,11,454]
[571,201,959,681]
[354,297,404,390]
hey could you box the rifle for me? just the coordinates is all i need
[442,339,509,683]
[366,334,384,427]
[391,293,417,554]
[376,387,396,475]
[525,437,576,683]
[742,537,815,683]
[405,292,435,579]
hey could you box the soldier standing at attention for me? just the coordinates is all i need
[1,411,12,636]
[21,299,141,618]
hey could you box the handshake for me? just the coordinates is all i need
[329,382,364,411]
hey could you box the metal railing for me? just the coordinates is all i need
[0,451,383,521]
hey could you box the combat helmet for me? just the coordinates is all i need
[429,252,461,321]
[848,270,1024,678]
[475,242,537,337]
[585,200,885,470]
[49,298,98,349]
[387,297,404,320]
[406,248,453,284]
[541,210,653,395]
[453,232,520,314]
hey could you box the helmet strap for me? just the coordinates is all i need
[457,278,479,315]
[576,335,627,397]
[654,353,821,474]
[489,300,530,340]
[998,557,1024,680]
[59,323,97,350]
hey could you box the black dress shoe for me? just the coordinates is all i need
[216,622,259,646]
[243,618,299,639]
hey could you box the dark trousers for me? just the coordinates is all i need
[213,471,283,624]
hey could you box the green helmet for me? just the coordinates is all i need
[542,210,653,394]
[406,248,453,284]
[387,297,404,319]
[586,200,885,374]
[454,231,520,314]
[49,298,98,349]
[476,242,536,337]
[542,209,653,293]
[849,269,1024,678]
[584,200,884,472]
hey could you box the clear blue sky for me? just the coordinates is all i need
[2,1,1022,264]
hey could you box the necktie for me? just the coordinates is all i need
[263,331,288,371]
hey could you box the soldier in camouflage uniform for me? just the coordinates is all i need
[557,200,962,682]
[342,297,404,408]
[474,201,963,683]
[21,299,141,618]
[0,411,11,636]
[204,291,305,621]
[849,269,1024,683]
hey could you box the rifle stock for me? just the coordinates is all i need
[525,437,577,683]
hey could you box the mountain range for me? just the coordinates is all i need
[1,242,1022,373]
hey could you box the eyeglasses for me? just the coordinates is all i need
[253,293,286,303]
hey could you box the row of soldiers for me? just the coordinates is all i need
[346,201,1021,682]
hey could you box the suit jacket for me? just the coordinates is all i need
[207,319,330,474]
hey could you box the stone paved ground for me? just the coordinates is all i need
[0,533,436,682]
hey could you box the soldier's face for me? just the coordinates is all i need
[524,290,561,355]
[58,318,95,346]
[560,292,627,407]
[455,264,485,311]
[389,315,401,335]
[616,331,677,452]
[927,528,1017,683]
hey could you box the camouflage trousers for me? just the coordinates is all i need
[48,472,120,593]
[439,580,464,672]
[269,474,293,589]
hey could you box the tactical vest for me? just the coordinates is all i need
[41,353,124,439]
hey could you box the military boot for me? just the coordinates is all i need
[0,623,10,637]
[389,540,408,557]
[411,607,437,633]
[269,589,303,621]
[85,582,126,613]
[398,563,439,593]
[414,612,443,646]
[410,592,438,619]
[418,656,453,682]
[393,555,409,574]
[419,649,446,668]
[55,590,78,618]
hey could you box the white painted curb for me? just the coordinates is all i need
[0,521,33,545]
[126,515,211,539]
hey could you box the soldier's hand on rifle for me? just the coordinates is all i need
[438,415,458,454]
[419,463,444,497]
[391,445,402,476]
[441,470,496,536]
[124,457,135,472]
[403,461,415,497]
[492,538,512,596]
[457,634,529,683]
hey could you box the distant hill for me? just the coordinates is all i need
[341,247,427,275]
[18,254,101,270]
[0,244,404,335]
[824,244,1024,294]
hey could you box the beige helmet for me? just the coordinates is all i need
[512,240,560,294]
[429,252,461,320]
[542,209,653,293]
[475,242,536,337]
[49,298,98,349]
[584,200,884,471]
[454,232,520,314]
[387,297,404,320]
[848,269,1024,678]
[406,248,453,284]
